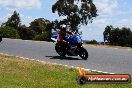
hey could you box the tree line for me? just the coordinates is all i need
[103,25,132,47]
[0,11,52,41]
[0,0,98,42]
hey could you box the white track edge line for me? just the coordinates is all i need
[0,53,115,74]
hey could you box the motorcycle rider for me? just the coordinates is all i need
[57,25,73,52]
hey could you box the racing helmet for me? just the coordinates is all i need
[60,24,66,31]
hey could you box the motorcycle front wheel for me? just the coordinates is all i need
[79,47,88,60]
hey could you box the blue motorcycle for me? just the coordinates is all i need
[51,32,88,60]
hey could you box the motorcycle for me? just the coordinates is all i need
[51,32,88,60]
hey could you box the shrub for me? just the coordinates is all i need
[0,26,20,39]
[33,31,51,41]
[18,26,35,40]
[86,40,99,44]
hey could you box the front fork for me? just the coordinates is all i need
[75,43,83,54]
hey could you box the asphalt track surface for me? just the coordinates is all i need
[0,38,132,75]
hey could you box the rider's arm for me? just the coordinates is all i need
[65,30,74,35]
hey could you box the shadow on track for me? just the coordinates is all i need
[46,56,81,60]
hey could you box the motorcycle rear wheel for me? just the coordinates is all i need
[55,43,66,57]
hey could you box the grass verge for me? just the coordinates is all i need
[0,54,131,88]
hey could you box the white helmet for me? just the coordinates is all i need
[60,24,66,28]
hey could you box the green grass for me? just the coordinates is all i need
[0,55,131,88]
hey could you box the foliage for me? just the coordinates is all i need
[29,18,52,41]
[30,18,47,34]
[125,35,132,47]
[0,11,52,41]
[103,25,132,47]
[86,39,98,44]
[0,11,21,39]
[103,25,113,43]
[2,11,21,29]
[18,25,36,40]
[52,0,98,31]
[0,26,20,39]
[33,31,51,41]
